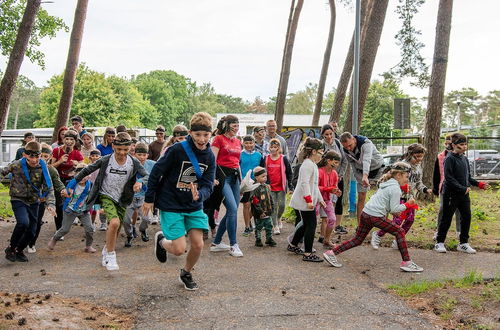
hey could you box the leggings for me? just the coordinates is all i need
[317,200,336,228]
[332,211,410,262]
[376,208,415,237]
[334,179,344,215]
[291,210,317,253]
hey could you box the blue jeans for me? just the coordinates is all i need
[10,200,40,251]
[214,174,240,246]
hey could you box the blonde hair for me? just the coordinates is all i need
[166,124,189,147]
[378,161,411,184]
[190,112,212,129]
[102,127,116,147]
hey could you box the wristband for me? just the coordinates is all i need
[478,182,486,189]
[303,195,312,203]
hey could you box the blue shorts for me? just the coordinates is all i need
[160,209,209,240]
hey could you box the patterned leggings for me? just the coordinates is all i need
[332,212,411,261]
[376,208,415,237]
[316,200,336,228]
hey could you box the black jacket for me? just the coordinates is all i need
[443,152,479,195]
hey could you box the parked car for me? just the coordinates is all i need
[466,149,500,176]
[382,154,402,167]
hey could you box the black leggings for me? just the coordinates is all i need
[291,210,317,253]
[334,179,344,215]
[437,192,471,244]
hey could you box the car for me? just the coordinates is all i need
[382,154,402,167]
[466,149,500,177]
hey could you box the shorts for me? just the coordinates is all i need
[240,191,251,203]
[100,195,126,222]
[160,209,209,241]
[353,166,384,192]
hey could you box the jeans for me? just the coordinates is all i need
[10,200,39,251]
[123,196,151,236]
[214,173,240,246]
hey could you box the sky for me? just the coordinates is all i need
[2,0,499,102]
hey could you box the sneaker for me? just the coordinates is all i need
[457,243,476,254]
[15,251,28,262]
[287,244,302,254]
[27,246,36,254]
[265,238,277,247]
[47,238,57,250]
[323,250,342,267]
[73,218,79,225]
[85,246,96,253]
[210,242,231,252]
[105,251,119,271]
[101,247,108,267]
[229,244,243,257]
[335,225,348,234]
[99,223,107,231]
[154,231,168,263]
[242,228,251,237]
[370,231,381,250]
[318,237,324,244]
[59,236,64,241]
[179,269,199,291]
[391,240,398,249]
[400,260,424,272]
[140,230,149,242]
[124,236,133,248]
[302,253,324,262]
[273,227,281,235]
[434,243,447,253]
[5,247,16,262]
[151,215,159,225]
[255,238,263,247]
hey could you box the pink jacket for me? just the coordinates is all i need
[318,167,338,202]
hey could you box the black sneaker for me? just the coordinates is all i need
[140,230,149,242]
[335,226,348,234]
[125,236,133,248]
[265,238,277,247]
[154,231,167,263]
[5,247,16,262]
[132,226,138,238]
[15,251,29,262]
[255,239,263,247]
[318,237,324,243]
[179,269,198,291]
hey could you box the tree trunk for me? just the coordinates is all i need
[312,0,336,126]
[52,0,89,141]
[422,0,453,188]
[0,0,41,137]
[275,0,304,131]
[329,0,372,125]
[344,0,389,132]
[277,0,295,100]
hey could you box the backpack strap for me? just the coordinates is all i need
[20,158,52,198]
[181,140,202,180]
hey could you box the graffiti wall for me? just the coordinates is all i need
[281,126,321,164]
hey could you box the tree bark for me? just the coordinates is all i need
[52,0,89,141]
[329,0,372,124]
[422,0,453,188]
[0,0,41,137]
[275,0,304,131]
[344,0,389,132]
[312,0,336,126]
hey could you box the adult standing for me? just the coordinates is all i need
[253,126,269,156]
[320,124,348,234]
[97,127,116,156]
[264,120,288,158]
[148,125,167,161]
[340,132,384,221]
[210,115,243,257]
[70,115,88,137]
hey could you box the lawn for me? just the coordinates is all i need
[0,184,13,219]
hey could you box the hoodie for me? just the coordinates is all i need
[363,178,407,217]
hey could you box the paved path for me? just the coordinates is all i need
[1,212,498,329]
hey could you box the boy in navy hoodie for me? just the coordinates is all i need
[144,112,216,291]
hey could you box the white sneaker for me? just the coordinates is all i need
[229,244,243,257]
[273,227,281,235]
[105,251,119,271]
[210,242,231,252]
[434,243,447,253]
[391,240,398,249]
[102,246,108,266]
[99,223,107,231]
[323,251,342,267]
[27,246,36,253]
[457,243,476,254]
[151,215,159,225]
[370,231,381,250]
[400,260,424,272]
[73,219,79,225]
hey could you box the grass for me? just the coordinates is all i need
[0,184,13,218]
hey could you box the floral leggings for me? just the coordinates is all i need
[316,200,336,228]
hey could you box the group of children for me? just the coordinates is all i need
[1,113,490,289]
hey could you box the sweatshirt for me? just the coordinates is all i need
[443,152,480,195]
[363,178,407,217]
[145,136,216,212]
[318,167,338,202]
[343,135,384,175]
[250,183,275,219]
[289,158,324,211]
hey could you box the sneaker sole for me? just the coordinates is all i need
[178,277,198,291]
[322,252,342,267]
[154,232,168,263]
[106,265,119,271]
[400,267,423,272]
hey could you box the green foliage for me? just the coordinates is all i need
[0,0,68,68]
[454,270,483,288]
[388,280,444,297]
[0,184,13,218]
[6,75,41,129]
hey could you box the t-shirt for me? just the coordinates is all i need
[67,184,86,213]
[266,155,283,191]
[52,147,84,180]
[212,135,241,169]
[148,140,166,161]
[96,144,113,156]
[240,150,262,179]
[101,155,133,202]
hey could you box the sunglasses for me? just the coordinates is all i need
[25,150,41,158]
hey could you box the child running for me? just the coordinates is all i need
[144,112,215,290]
[435,133,489,253]
[250,166,276,247]
[66,132,147,270]
[316,150,342,248]
[48,164,95,253]
[323,162,424,272]
[2,141,56,262]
